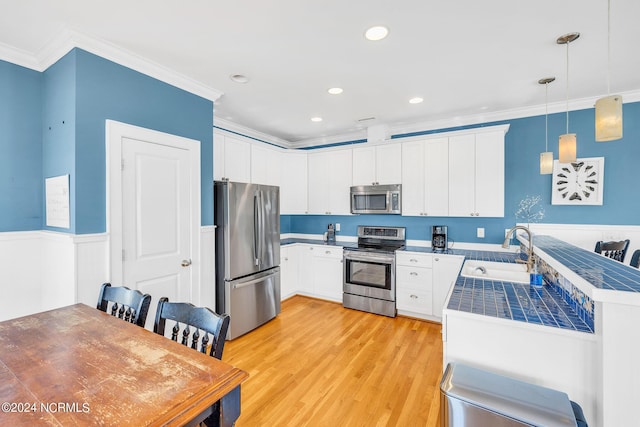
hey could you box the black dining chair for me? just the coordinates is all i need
[594,239,630,263]
[154,298,233,426]
[630,250,640,269]
[96,283,151,327]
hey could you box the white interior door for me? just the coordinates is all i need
[107,121,201,329]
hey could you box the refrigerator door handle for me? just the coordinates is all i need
[232,273,274,290]
[253,192,260,266]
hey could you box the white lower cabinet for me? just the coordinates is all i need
[280,245,299,300]
[396,251,463,321]
[432,255,464,318]
[311,246,343,301]
[396,252,433,317]
[294,244,343,302]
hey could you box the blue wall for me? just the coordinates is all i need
[72,49,214,233]
[2,49,214,234]
[282,101,640,244]
[0,61,43,231]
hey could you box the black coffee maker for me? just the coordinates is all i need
[432,225,448,252]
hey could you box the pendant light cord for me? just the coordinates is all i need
[607,0,611,95]
[545,82,549,151]
[565,41,569,134]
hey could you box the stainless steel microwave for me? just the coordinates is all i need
[350,184,401,214]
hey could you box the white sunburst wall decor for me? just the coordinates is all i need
[551,157,605,205]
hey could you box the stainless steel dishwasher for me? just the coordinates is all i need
[440,363,584,427]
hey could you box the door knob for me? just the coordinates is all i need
[181,259,192,267]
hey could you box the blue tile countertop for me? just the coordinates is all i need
[445,249,594,333]
[535,235,640,293]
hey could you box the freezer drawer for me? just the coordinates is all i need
[440,363,578,427]
[224,267,281,340]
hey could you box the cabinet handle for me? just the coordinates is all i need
[410,259,418,263]
[410,272,418,276]
[284,257,289,261]
[435,258,439,261]
[410,294,418,299]
[325,250,331,254]
[310,247,314,250]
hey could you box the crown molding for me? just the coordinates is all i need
[0,41,40,70]
[1,28,223,103]
[214,117,291,149]
[288,129,368,149]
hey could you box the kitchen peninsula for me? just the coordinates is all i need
[443,232,640,427]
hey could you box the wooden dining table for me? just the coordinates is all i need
[0,303,248,426]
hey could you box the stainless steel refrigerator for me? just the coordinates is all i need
[214,181,281,340]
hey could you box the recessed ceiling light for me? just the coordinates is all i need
[364,26,389,41]
[409,97,424,104]
[311,117,323,122]
[328,87,343,95]
[229,74,249,84]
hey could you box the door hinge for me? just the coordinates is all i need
[122,249,125,261]
[121,158,124,171]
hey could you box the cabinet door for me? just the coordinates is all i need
[307,152,329,214]
[474,131,504,217]
[251,144,281,186]
[281,151,308,214]
[312,247,343,301]
[432,255,463,319]
[352,146,377,186]
[401,140,426,216]
[213,131,225,181]
[375,144,402,185]
[327,149,353,215]
[224,136,251,183]
[424,138,449,216]
[396,265,433,315]
[448,134,476,217]
[297,245,316,294]
[280,245,299,300]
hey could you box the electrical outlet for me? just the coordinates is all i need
[477,227,485,238]
[335,223,340,232]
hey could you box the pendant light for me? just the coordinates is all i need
[595,0,623,141]
[539,77,555,174]
[557,32,579,163]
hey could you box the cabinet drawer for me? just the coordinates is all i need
[396,252,432,268]
[396,289,432,315]
[396,266,432,290]
[308,245,343,259]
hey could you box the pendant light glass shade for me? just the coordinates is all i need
[559,133,577,163]
[595,0,623,142]
[557,32,579,164]
[540,152,554,174]
[595,96,623,141]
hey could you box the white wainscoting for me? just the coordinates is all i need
[0,231,43,321]
[527,223,640,265]
[0,228,214,322]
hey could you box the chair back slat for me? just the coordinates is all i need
[594,239,630,263]
[97,283,151,328]
[153,298,230,360]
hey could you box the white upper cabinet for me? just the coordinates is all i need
[401,137,449,216]
[352,144,402,186]
[307,149,352,215]
[213,131,251,183]
[251,143,282,186]
[280,151,308,214]
[448,130,504,217]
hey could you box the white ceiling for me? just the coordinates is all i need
[2,0,639,147]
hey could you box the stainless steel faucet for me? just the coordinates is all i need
[502,225,534,272]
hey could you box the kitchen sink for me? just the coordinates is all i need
[461,260,530,284]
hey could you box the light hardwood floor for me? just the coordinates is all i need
[223,296,444,427]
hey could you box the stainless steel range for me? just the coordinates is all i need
[343,226,406,317]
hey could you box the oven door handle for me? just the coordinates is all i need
[343,251,395,264]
